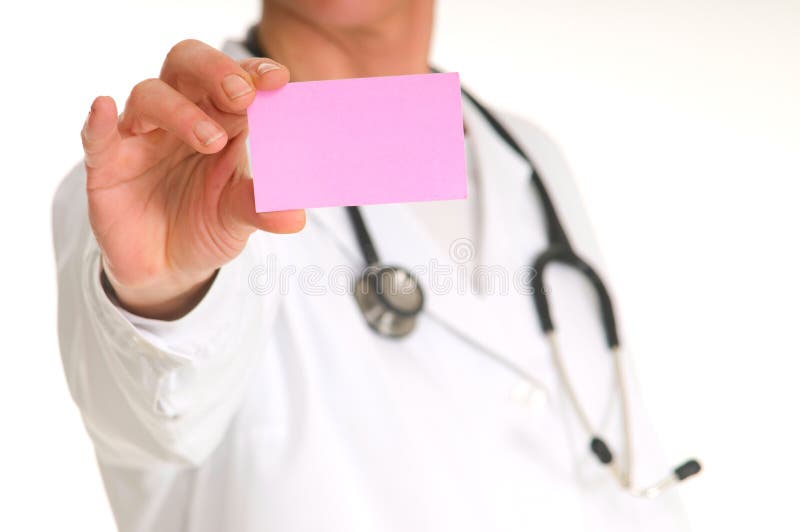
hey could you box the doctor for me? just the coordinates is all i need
[53,0,694,531]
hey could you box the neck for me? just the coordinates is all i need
[258,1,434,81]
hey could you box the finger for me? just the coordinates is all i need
[120,78,227,154]
[239,58,290,91]
[212,134,306,234]
[82,96,121,175]
[160,39,263,114]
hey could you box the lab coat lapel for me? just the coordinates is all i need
[459,96,536,270]
[440,97,544,358]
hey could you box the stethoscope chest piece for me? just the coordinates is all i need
[354,265,424,338]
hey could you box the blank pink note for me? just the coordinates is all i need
[246,72,466,212]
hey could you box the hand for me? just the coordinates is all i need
[81,40,304,319]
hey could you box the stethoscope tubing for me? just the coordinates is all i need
[243,26,701,496]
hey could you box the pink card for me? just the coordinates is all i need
[247,72,466,212]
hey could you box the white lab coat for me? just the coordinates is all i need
[52,40,690,532]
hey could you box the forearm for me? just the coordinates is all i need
[54,167,277,467]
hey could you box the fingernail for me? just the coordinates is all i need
[222,74,253,100]
[193,120,225,146]
[257,62,282,76]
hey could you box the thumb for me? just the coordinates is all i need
[212,134,305,235]
[223,176,306,235]
[82,96,122,185]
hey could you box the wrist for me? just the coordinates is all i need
[100,258,218,320]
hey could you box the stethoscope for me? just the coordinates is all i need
[245,27,701,498]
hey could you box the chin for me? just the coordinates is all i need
[274,0,412,28]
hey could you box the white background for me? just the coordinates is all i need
[1,0,798,530]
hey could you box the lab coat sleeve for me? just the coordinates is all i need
[52,163,276,469]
